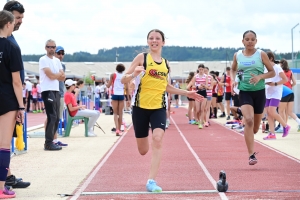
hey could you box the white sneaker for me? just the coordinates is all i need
[88,131,97,137]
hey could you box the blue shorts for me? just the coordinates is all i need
[111,95,124,101]
[38,98,43,102]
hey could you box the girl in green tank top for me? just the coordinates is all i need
[231,30,275,166]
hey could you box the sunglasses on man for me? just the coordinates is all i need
[46,46,56,49]
[57,52,65,55]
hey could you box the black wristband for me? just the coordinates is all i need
[18,107,25,110]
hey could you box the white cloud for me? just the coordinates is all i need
[2,0,300,55]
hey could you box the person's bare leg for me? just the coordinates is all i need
[253,113,263,134]
[118,101,124,131]
[188,101,194,121]
[199,99,207,124]
[226,100,231,116]
[278,102,287,124]
[230,107,238,119]
[287,101,299,121]
[205,100,212,123]
[218,102,225,114]
[269,107,287,127]
[241,105,255,156]
[194,101,201,122]
[266,107,275,133]
[136,137,149,155]
[148,128,164,180]
[0,111,17,190]
[111,100,119,131]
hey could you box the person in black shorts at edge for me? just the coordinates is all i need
[0,10,26,198]
[3,0,31,190]
[121,29,204,192]
[231,30,275,165]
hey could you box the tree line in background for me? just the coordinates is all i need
[22,46,296,62]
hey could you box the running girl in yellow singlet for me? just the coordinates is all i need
[121,29,204,192]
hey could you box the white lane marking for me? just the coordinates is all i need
[213,120,300,164]
[170,116,228,200]
[82,190,217,196]
[71,124,132,200]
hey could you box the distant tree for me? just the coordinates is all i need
[84,73,94,85]
[22,46,292,62]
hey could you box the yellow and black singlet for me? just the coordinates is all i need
[131,53,169,109]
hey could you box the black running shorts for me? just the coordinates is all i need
[225,92,232,101]
[217,95,223,103]
[132,106,166,138]
[239,89,265,114]
[197,90,207,98]
[0,93,18,116]
[280,93,294,102]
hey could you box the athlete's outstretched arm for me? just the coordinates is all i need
[121,53,144,84]
[166,84,204,102]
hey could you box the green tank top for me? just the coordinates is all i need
[236,49,265,91]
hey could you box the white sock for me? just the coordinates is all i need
[295,118,300,125]
[53,139,58,143]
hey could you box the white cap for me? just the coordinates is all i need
[65,79,77,86]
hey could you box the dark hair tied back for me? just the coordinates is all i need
[147,29,165,42]
[243,30,257,39]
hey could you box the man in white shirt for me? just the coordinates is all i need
[39,39,65,151]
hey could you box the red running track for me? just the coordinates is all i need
[26,112,47,128]
[71,107,300,200]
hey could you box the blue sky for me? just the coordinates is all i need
[2,0,300,55]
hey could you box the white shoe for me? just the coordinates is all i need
[88,131,97,137]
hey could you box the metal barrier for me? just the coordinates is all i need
[58,109,68,136]
[82,96,91,109]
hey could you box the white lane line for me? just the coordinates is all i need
[70,124,132,200]
[170,116,228,200]
[213,120,300,164]
[82,190,217,196]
